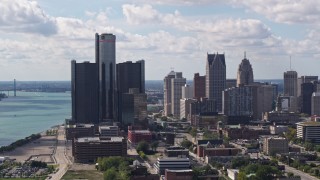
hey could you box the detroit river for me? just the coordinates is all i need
[0,91,71,147]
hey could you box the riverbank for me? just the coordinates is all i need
[0,129,58,163]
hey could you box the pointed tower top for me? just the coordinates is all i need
[244,51,246,59]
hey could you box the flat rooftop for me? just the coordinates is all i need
[297,121,320,126]
[130,130,151,133]
[77,137,123,143]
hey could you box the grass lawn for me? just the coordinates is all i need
[62,170,103,180]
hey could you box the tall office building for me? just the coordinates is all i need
[236,53,254,87]
[298,76,318,97]
[96,33,116,121]
[284,71,298,97]
[312,92,320,115]
[223,84,274,119]
[206,53,226,112]
[116,60,145,125]
[71,60,99,124]
[164,71,176,116]
[193,73,206,100]
[171,72,186,118]
[182,84,193,99]
[226,79,237,89]
[301,83,314,115]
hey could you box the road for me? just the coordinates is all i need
[278,162,318,180]
[50,126,72,180]
[260,154,318,180]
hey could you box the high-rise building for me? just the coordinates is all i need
[163,71,176,116]
[206,53,226,112]
[96,33,116,120]
[223,84,274,119]
[181,84,193,99]
[180,98,197,120]
[298,76,318,97]
[193,73,206,100]
[263,137,288,155]
[71,60,99,124]
[171,72,186,118]
[236,53,254,87]
[301,83,314,115]
[312,92,320,115]
[226,79,237,89]
[284,71,298,97]
[116,60,145,125]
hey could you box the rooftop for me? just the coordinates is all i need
[77,136,124,143]
[297,121,320,126]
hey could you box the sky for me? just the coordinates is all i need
[0,0,320,81]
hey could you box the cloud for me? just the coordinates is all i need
[233,0,320,24]
[0,0,57,35]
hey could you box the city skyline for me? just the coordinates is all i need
[1,0,320,81]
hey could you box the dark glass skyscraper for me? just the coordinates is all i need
[71,60,99,124]
[95,33,116,120]
[116,60,145,125]
[206,53,226,112]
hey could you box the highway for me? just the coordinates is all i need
[50,126,72,180]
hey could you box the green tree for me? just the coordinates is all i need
[237,172,247,180]
[136,141,149,153]
[180,139,193,149]
[104,167,117,180]
[189,127,197,137]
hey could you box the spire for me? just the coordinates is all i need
[244,51,246,59]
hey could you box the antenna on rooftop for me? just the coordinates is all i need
[170,67,174,71]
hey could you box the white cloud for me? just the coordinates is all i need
[0,0,57,35]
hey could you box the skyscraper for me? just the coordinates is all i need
[71,60,99,124]
[116,60,145,125]
[163,71,176,116]
[206,53,226,112]
[236,53,254,87]
[301,83,314,115]
[193,73,206,100]
[284,71,298,97]
[312,92,320,115]
[96,33,116,121]
[171,72,186,118]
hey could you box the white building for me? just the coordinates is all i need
[99,126,119,137]
[154,157,191,175]
[297,121,320,144]
[171,72,186,118]
[181,84,193,99]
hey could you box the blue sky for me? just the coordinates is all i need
[0,0,320,80]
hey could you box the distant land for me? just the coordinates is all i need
[0,79,284,93]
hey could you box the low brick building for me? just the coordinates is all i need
[72,136,127,163]
[165,169,193,180]
[128,128,152,144]
[223,127,269,140]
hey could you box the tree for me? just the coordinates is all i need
[136,141,149,153]
[189,127,197,137]
[237,172,247,180]
[150,141,159,152]
[180,139,193,149]
[104,167,117,180]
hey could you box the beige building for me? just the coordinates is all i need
[163,71,176,116]
[263,137,288,155]
[171,72,186,118]
[236,53,254,87]
[180,98,197,120]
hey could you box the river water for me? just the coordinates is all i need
[0,91,71,147]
